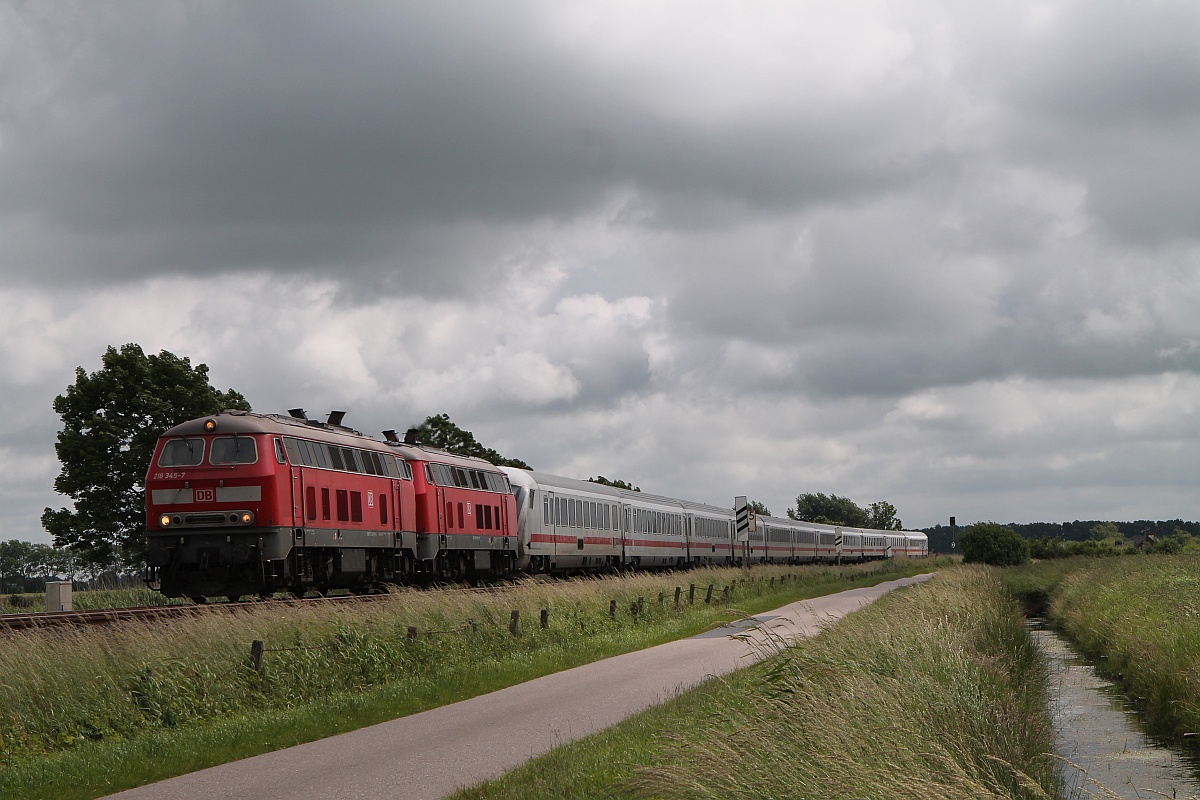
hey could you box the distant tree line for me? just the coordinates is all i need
[925,518,1200,566]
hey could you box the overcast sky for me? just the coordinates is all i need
[3,0,1199,544]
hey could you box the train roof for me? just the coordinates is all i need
[160,410,505,472]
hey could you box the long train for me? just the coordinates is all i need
[144,410,928,601]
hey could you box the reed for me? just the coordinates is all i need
[1047,554,1200,741]
[454,565,1059,800]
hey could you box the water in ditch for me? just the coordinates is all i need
[1032,622,1200,799]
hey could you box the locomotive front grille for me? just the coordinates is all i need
[159,510,257,529]
[186,513,229,525]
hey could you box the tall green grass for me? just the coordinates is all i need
[1047,554,1200,740]
[454,565,1058,800]
[0,560,940,777]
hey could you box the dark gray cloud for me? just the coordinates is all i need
[3,0,1200,544]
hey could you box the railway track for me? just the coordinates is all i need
[0,582,520,632]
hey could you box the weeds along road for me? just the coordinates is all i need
[102,572,937,800]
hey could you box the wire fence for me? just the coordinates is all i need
[246,573,804,672]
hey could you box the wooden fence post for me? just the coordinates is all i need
[674,586,682,608]
[540,608,549,629]
[509,609,520,636]
[407,626,418,638]
[250,639,265,673]
[705,584,714,604]
[689,583,696,604]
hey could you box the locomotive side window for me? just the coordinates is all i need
[328,447,346,471]
[210,437,257,465]
[306,486,317,521]
[283,437,303,465]
[350,492,363,522]
[322,488,331,520]
[336,490,349,521]
[159,438,205,467]
[342,448,361,473]
[379,492,388,525]
[275,438,286,464]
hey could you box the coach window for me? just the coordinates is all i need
[336,490,350,522]
[350,492,363,523]
[557,497,566,526]
[306,486,316,521]
[159,438,205,467]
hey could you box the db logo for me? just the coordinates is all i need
[195,489,215,503]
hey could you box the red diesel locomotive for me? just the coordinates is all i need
[144,409,517,601]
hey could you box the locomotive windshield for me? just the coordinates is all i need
[158,438,205,467]
[210,436,258,465]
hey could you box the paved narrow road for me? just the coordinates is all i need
[104,573,935,800]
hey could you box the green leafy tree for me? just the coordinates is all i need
[867,501,903,531]
[411,413,532,469]
[750,500,771,517]
[42,344,250,570]
[1090,522,1121,542]
[959,522,1029,566]
[588,476,641,492]
[788,493,869,527]
[0,541,74,592]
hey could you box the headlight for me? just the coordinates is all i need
[240,512,254,525]
[160,514,172,528]
[203,418,217,432]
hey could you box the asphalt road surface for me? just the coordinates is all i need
[104,572,936,800]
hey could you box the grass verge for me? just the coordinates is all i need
[0,558,946,800]
[450,565,1059,800]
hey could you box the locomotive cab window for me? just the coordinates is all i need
[159,438,205,467]
[209,437,257,465]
